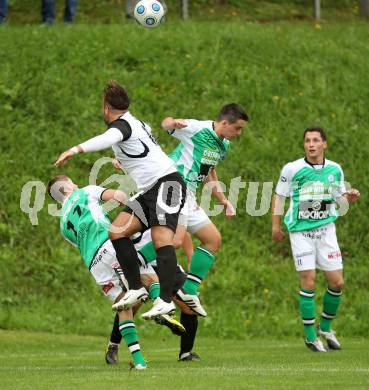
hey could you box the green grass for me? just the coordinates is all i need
[1,330,369,389]
[1,20,369,338]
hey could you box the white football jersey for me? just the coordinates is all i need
[110,111,176,190]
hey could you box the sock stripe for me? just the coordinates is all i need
[149,282,160,299]
[128,342,140,353]
[327,288,342,297]
[303,319,315,325]
[197,246,215,258]
[119,320,134,325]
[187,274,202,284]
[300,290,314,298]
[322,311,335,319]
[119,322,136,331]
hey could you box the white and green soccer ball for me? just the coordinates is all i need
[134,0,166,28]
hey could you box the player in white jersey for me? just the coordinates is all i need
[272,127,360,352]
[54,80,187,319]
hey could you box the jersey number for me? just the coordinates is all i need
[157,182,183,214]
[66,205,82,238]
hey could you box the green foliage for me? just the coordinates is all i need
[1,330,369,389]
[1,20,369,339]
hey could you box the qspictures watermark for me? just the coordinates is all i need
[19,157,352,225]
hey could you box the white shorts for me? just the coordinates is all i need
[90,240,155,302]
[289,223,343,272]
[178,190,211,234]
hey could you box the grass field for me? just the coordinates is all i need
[1,5,369,389]
[1,330,369,389]
[1,20,369,338]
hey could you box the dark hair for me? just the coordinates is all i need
[47,175,70,200]
[103,80,130,111]
[303,127,327,142]
[217,103,249,123]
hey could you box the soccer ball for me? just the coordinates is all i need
[134,0,166,28]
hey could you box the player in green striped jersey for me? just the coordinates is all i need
[272,127,360,352]
[48,175,150,369]
[134,104,248,316]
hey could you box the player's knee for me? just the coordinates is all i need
[330,279,344,291]
[109,230,129,240]
[203,231,221,253]
[304,281,316,290]
[300,275,316,290]
[172,236,183,249]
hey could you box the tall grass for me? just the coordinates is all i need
[1,20,368,338]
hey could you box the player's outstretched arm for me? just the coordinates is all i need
[272,194,286,242]
[161,117,188,132]
[53,128,124,167]
[206,168,235,219]
[53,145,83,167]
[101,189,127,205]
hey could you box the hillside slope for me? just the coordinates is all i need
[1,20,368,338]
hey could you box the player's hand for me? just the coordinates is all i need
[222,199,236,219]
[53,150,74,167]
[344,188,360,203]
[272,227,285,242]
[112,158,123,171]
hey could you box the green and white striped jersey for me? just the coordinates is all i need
[275,158,346,232]
[168,119,230,193]
[60,186,110,268]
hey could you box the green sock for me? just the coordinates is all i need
[149,282,160,300]
[299,289,317,342]
[137,241,156,264]
[320,288,342,332]
[119,320,146,367]
[183,246,216,295]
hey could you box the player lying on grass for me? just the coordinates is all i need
[106,229,201,364]
[47,175,184,369]
[272,127,360,352]
[131,104,248,316]
[54,80,187,320]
